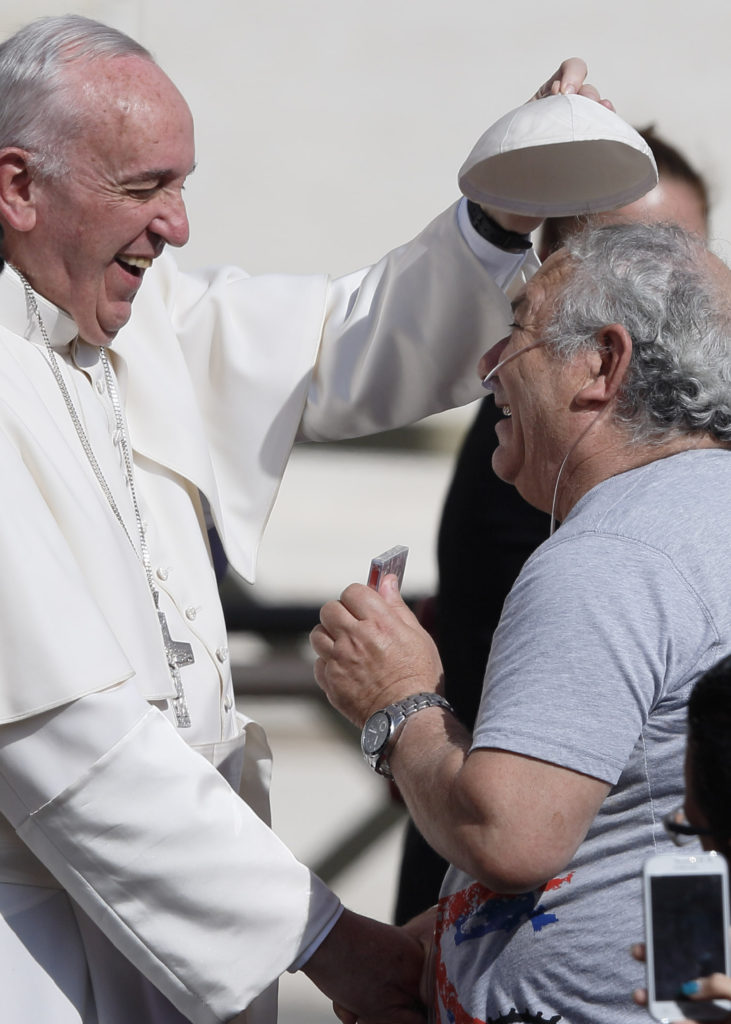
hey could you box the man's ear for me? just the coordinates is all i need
[573,324,632,409]
[0,149,38,232]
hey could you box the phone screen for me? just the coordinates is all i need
[650,873,727,999]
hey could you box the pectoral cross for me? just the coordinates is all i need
[158,610,194,728]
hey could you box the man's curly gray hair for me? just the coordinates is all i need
[544,221,731,445]
[0,15,153,180]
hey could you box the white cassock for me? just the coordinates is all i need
[0,202,530,1024]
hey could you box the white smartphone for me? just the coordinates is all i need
[367,544,408,591]
[643,850,731,1022]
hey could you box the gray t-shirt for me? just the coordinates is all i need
[435,449,731,1024]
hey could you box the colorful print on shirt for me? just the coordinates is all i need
[432,873,575,1024]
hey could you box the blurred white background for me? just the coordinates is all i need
[2,2,730,1019]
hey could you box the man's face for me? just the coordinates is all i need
[16,55,195,345]
[478,251,589,512]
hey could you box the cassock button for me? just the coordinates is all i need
[156,567,169,582]
[216,647,229,663]
[95,378,106,395]
[185,606,198,621]
[223,694,234,712]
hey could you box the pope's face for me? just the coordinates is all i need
[478,252,589,512]
[19,55,195,345]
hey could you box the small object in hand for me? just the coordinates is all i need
[367,545,409,591]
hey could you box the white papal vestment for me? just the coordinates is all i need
[0,203,525,1024]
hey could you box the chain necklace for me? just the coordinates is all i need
[19,271,193,728]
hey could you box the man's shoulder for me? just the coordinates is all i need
[566,450,731,539]
[526,450,731,597]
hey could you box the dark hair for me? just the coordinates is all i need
[687,653,731,848]
[539,126,710,258]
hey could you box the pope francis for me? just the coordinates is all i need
[0,13,617,1024]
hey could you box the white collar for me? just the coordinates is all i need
[2,265,79,354]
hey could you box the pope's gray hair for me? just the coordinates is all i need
[544,221,731,444]
[0,15,154,179]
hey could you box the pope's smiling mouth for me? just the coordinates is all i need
[115,254,152,277]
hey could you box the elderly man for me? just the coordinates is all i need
[393,127,712,926]
[312,221,731,1023]
[0,11,612,1024]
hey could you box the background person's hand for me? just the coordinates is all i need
[631,942,731,1023]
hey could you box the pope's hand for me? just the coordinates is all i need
[529,56,614,108]
[310,575,444,727]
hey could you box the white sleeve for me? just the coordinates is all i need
[119,204,518,582]
[298,202,513,441]
[0,680,341,1024]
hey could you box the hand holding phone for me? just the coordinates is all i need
[643,851,731,1022]
[367,545,408,592]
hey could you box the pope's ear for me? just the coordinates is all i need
[573,324,632,408]
[0,149,38,232]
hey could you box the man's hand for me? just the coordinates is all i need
[402,906,439,1008]
[485,57,615,235]
[310,575,444,727]
[301,909,427,1024]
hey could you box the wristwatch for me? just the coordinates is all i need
[361,692,454,778]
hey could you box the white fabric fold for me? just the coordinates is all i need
[116,203,511,583]
[0,686,341,1024]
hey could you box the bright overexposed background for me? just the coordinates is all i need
[2,2,730,1020]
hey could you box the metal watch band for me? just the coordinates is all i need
[362,691,454,779]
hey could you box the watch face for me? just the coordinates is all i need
[362,711,391,755]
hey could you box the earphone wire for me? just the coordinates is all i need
[549,401,614,535]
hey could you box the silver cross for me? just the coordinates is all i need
[158,610,194,728]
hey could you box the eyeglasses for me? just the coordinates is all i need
[663,806,716,847]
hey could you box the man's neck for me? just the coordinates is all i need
[556,432,729,521]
